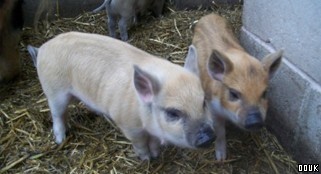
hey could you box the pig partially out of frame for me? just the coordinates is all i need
[0,0,23,83]
[93,0,165,41]
[27,32,215,160]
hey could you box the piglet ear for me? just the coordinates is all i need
[207,50,233,82]
[133,65,160,103]
[184,45,199,76]
[261,49,283,79]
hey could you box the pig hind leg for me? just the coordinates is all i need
[106,9,117,38]
[47,92,72,144]
[118,16,131,41]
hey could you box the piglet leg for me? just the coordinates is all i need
[47,92,71,144]
[123,129,151,160]
[106,11,117,38]
[148,136,160,158]
[118,16,130,41]
[214,117,227,161]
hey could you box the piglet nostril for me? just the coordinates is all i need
[245,112,264,131]
[195,127,216,148]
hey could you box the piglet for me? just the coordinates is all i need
[185,14,283,161]
[27,32,215,160]
[93,0,165,41]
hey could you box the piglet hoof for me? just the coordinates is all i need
[107,29,116,38]
[54,132,66,144]
[149,137,160,159]
[133,146,151,161]
[150,148,160,159]
[215,150,227,162]
[120,33,128,42]
[138,153,151,161]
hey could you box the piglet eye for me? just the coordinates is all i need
[165,109,182,121]
[229,88,240,101]
[262,90,268,99]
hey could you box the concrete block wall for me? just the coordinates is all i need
[240,0,321,164]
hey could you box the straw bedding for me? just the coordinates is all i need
[0,4,298,174]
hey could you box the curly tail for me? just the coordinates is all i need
[27,45,39,67]
[92,0,109,13]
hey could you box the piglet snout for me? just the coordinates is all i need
[245,111,264,131]
[195,125,216,148]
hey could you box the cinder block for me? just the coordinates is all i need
[242,0,321,85]
[267,64,315,163]
[240,26,321,164]
[298,87,321,163]
[239,27,274,59]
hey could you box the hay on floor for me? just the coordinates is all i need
[0,4,297,174]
